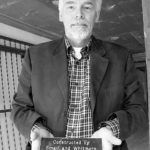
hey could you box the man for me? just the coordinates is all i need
[11,0,147,150]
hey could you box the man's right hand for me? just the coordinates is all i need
[30,124,54,150]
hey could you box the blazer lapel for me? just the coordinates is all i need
[90,39,109,113]
[53,38,68,101]
[52,37,109,113]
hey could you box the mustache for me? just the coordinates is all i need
[71,22,88,26]
[72,19,87,25]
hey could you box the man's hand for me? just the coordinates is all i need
[91,127,122,150]
[30,125,54,150]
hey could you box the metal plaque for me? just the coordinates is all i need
[40,138,102,150]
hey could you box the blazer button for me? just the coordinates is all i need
[64,111,67,117]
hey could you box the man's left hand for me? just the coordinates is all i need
[91,127,122,150]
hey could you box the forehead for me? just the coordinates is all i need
[63,0,97,5]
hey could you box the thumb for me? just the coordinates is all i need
[108,135,122,145]
[48,132,54,138]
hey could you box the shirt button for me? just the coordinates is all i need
[71,128,75,134]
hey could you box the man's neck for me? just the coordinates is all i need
[66,36,91,48]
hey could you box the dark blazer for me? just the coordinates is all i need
[11,37,146,150]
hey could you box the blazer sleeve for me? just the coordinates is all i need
[10,49,44,140]
[112,53,147,140]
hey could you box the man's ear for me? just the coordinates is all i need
[59,12,63,22]
[95,12,100,22]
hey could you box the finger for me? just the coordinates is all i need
[40,128,51,137]
[41,131,54,138]
[48,132,54,138]
[31,138,41,150]
[30,131,39,141]
[108,135,122,145]
[91,131,99,138]
[102,139,112,150]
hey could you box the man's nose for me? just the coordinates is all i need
[75,8,84,19]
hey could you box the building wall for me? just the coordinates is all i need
[142,0,150,148]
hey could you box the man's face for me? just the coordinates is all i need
[59,0,99,43]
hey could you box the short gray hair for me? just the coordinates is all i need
[58,0,102,20]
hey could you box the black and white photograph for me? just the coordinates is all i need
[0,0,149,150]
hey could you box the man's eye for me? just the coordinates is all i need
[84,6,92,10]
[85,7,90,9]
[67,5,74,10]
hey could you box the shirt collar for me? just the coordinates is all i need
[65,36,92,58]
